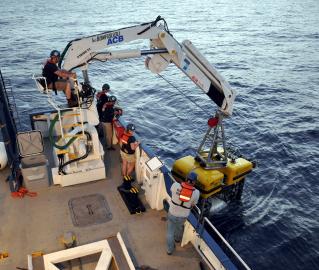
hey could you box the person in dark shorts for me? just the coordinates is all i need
[42,50,77,107]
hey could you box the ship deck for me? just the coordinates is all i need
[0,142,203,269]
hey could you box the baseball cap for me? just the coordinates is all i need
[187,172,197,183]
[50,50,60,57]
[102,83,110,91]
[126,123,135,132]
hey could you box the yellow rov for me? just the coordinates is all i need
[172,113,255,201]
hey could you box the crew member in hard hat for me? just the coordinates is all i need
[96,83,111,137]
[42,50,77,107]
[96,83,110,101]
[100,95,118,150]
[166,172,200,255]
[120,123,140,185]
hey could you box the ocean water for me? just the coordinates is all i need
[1,0,319,269]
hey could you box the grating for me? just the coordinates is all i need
[68,194,112,227]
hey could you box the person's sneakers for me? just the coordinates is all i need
[167,243,175,255]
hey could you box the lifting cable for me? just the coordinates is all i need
[157,73,253,160]
[156,73,208,114]
[105,60,209,115]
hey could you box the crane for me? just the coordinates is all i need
[59,16,238,169]
[48,15,255,202]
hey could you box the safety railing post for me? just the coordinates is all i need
[57,108,64,138]
[72,78,85,136]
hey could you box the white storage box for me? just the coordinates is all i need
[17,131,49,190]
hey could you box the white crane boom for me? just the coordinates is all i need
[60,16,236,115]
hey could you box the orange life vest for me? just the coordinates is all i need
[120,131,134,154]
[171,182,195,209]
[113,120,125,141]
[120,131,131,145]
[179,182,195,202]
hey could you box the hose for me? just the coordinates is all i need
[59,131,92,174]
[49,113,78,150]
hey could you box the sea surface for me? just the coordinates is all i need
[1,0,319,269]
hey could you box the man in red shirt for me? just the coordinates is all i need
[96,83,110,100]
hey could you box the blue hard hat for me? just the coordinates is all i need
[127,123,135,131]
[187,172,197,183]
[50,50,60,57]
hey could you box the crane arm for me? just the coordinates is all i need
[60,16,166,70]
[59,16,236,115]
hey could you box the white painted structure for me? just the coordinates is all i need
[0,142,8,170]
[42,233,135,270]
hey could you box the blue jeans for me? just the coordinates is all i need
[166,212,187,253]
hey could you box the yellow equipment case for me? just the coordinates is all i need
[172,155,253,199]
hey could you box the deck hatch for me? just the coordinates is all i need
[68,193,112,227]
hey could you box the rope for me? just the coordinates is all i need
[11,187,37,198]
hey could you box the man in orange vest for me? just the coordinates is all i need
[120,124,140,186]
[167,172,200,255]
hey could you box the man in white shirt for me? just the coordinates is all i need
[167,172,200,255]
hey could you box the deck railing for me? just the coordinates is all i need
[201,217,251,270]
[0,70,21,132]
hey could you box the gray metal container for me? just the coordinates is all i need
[17,131,49,190]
